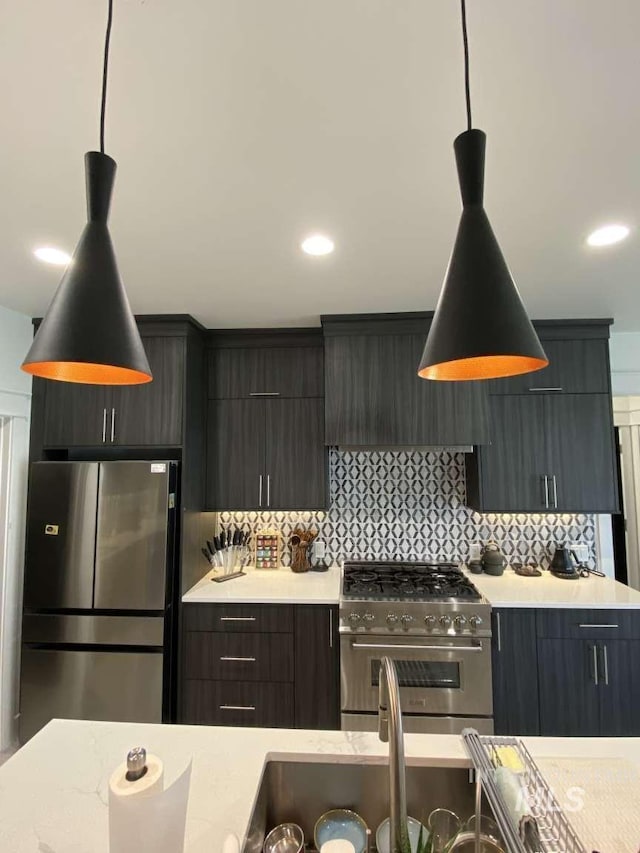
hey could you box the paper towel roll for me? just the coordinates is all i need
[109,753,192,853]
[109,754,164,798]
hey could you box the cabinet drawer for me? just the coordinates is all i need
[183,680,294,727]
[184,631,293,681]
[183,604,294,633]
[536,609,640,640]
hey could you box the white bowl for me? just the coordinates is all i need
[375,816,427,853]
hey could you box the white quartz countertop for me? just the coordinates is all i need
[182,563,640,610]
[3,719,640,853]
[182,566,341,604]
[466,567,640,609]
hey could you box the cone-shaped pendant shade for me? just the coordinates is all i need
[22,152,152,384]
[418,130,547,381]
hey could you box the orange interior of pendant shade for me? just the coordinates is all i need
[21,361,153,385]
[418,354,549,382]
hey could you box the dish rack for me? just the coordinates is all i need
[461,730,587,853]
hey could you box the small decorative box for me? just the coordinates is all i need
[254,529,281,570]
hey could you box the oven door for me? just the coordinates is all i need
[340,633,492,717]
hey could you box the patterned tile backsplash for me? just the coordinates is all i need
[219,449,597,569]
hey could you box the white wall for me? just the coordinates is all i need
[0,304,32,750]
[610,332,640,396]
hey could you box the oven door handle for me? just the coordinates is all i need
[350,642,484,652]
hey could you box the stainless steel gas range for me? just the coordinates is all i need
[339,560,493,734]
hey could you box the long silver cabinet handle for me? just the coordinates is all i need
[259,474,263,507]
[102,408,107,443]
[219,656,256,662]
[592,645,599,685]
[249,391,280,396]
[602,645,609,685]
[579,624,619,629]
[543,476,549,509]
[219,705,255,711]
[220,616,256,622]
[351,642,483,652]
[528,387,563,392]
[552,474,558,508]
[329,609,333,649]
[267,474,271,507]
[110,408,116,443]
[496,612,502,653]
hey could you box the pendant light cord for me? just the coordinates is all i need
[461,0,472,131]
[100,0,114,154]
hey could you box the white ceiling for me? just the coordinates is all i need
[1,0,639,330]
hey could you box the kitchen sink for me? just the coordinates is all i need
[243,759,484,853]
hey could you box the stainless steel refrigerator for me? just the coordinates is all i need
[19,460,178,743]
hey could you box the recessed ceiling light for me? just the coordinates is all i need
[34,246,72,266]
[301,234,335,256]
[586,224,630,247]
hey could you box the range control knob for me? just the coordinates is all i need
[400,614,414,626]
[362,612,375,623]
[386,613,399,625]
[454,615,467,630]
[424,615,437,629]
[348,612,361,624]
[439,614,452,628]
[469,615,483,629]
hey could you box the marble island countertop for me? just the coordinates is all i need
[182,563,640,609]
[2,720,640,853]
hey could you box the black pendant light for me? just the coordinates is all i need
[418,0,547,382]
[22,0,151,385]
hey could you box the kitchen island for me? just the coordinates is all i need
[1,719,639,852]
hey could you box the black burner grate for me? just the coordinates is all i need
[342,560,481,601]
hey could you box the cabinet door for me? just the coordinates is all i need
[265,398,327,510]
[491,610,539,735]
[470,396,548,511]
[43,382,110,447]
[324,333,489,446]
[206,399,266,510]
[598,640,640,736]
[488,338,610,395]
[208,348,263,398]
[111,337,184,446]
[545,394,619,512]
[294,605,339,729]
[537,639,600,736]
[262,347,324,398]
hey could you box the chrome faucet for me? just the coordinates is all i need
[378,657,408,853]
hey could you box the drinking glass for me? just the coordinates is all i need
[427,809,461,853]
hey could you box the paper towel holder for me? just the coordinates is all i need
[126,747,148,782]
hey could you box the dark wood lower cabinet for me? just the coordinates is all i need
[537,638,600,737]
[491,609,539,735]
[181,603,340,730]
[294,605,339,730]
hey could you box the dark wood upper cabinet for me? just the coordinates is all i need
[111,336,185,446]
[208,340,323,399]
[488,336,611,395]
[206,399,266,511]
[205,339,328,510]
[466,392,619,512]
[266,398,327,510]
[40,323,195,449]
[322,314,489,446]
[43,383,110,447]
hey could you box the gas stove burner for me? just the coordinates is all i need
[342,560,481,602]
